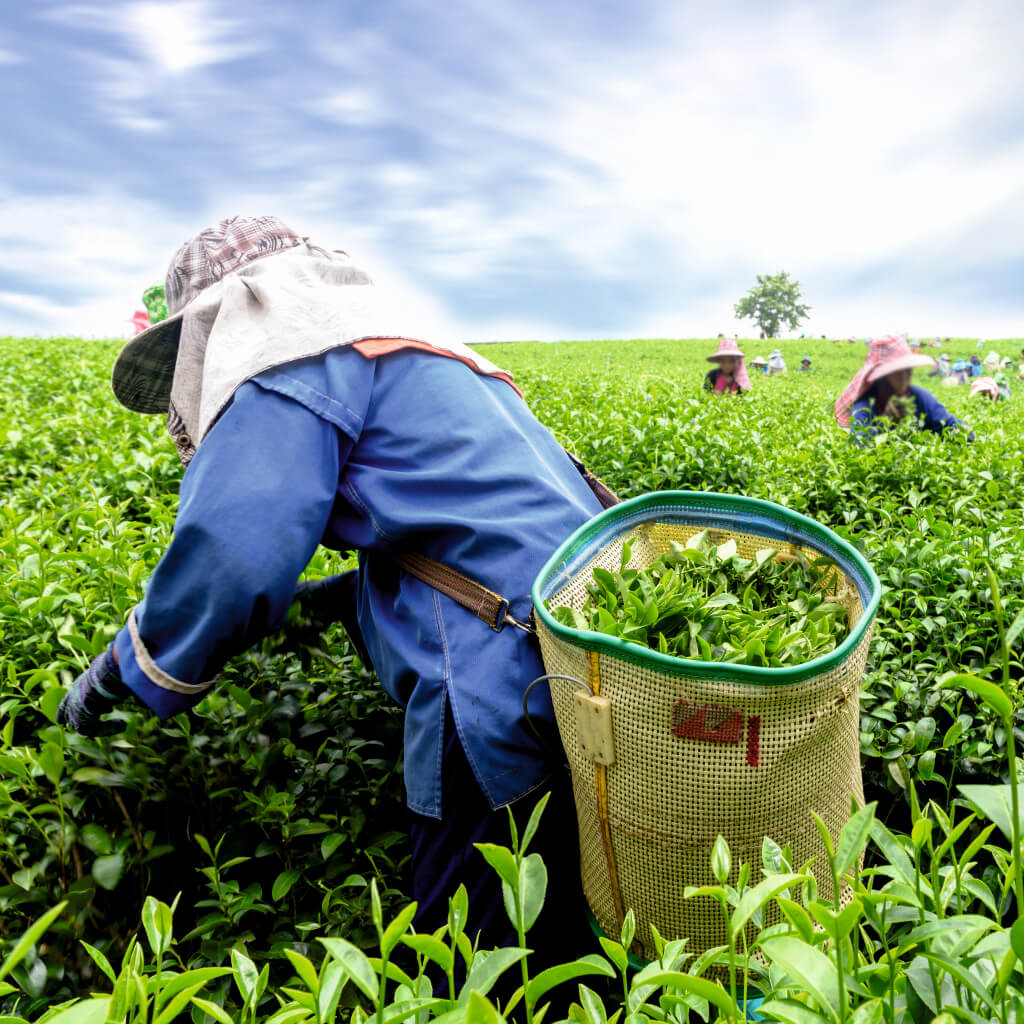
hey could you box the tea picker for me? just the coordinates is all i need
[55,214,610,971]
[835,334,973,445]
[703,337,751,394]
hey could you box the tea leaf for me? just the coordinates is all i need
[0,901,68,983]
[525,954,616,1006]
[940,672,1013,719]
[760,936,841,1021]
[320,937,379,1001]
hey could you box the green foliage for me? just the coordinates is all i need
[733,271,811,338]
[1,340,408,1013]
[4,333,1024,1022]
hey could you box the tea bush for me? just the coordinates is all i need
[3,334,1024,1022]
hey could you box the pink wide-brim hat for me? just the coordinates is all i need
[707,337,745,361]
[834,335,935,428]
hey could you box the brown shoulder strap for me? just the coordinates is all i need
[564,451,620,509]
[394,453,619,634]
[393,552,533,633]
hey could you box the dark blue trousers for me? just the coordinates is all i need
[408,706,595,993]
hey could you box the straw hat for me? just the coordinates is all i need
[707,337,745,361]
[750,356,768,367]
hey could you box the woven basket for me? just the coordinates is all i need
[531,491,880,962]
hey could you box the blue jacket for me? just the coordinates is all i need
[849,385,972,446]
[114,347,603,816]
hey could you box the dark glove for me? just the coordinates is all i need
[57,646,134,737]
[293,573,357,625]
[291,571,371,667]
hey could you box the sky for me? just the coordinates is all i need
[1,0,1022,344]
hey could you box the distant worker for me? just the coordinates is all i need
[982,351,1003,376]
[131,310,151,335]
[767,349,787,375]
[835,335,972,445]
[703,337,750,393]
[797,356,812,372]
[143,284,168,325]
[970,375,1010,402]
[750,355,769,374]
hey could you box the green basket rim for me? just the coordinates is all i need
[531,490,881,686]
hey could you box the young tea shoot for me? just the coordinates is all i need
[548,530,848,667]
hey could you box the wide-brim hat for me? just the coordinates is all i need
[707,336,745,361]
[970,376,999,399]
[864,350,934,385]
[750,356,768,366]
[112,215,307,413]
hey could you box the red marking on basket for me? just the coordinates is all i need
[671,701,744,745]
[746,715,761,766]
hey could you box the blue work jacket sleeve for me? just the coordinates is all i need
[848,400,877,447]
[910,386,974,440]
[849,388,973,446]
[114,381,347,718]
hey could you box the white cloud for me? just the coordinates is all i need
[7,0,1023,341]
[117,115,166,134]
[0,48,22,65]
[121,1,260,73]
[312,88,389,126]
[363,0,1021,321]
[0,190,196,338]
[0,187,496,343]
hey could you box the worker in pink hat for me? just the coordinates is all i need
[703,336,751,394]
[835,335,972,444]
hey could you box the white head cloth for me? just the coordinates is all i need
[169,245,508,447]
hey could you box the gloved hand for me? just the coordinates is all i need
[57,646,134,737]
[293,573,358,627]
[291,571,371,666]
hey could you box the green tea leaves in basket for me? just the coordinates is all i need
[546,533,849,667]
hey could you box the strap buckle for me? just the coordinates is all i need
[495,602,536,634]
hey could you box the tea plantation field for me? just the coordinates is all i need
[2,334,1024,1023]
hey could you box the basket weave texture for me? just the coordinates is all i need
[532,492,880,962]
